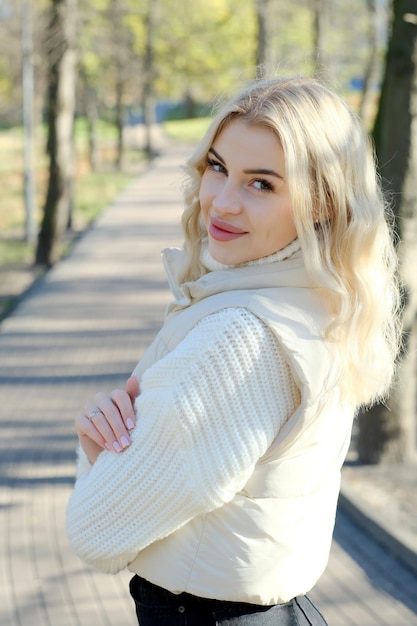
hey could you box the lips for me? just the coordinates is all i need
[209,217,247,242]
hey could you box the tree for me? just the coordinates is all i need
[80,69,99,171]
[311,0,330,77]
[357,0,380,125]
[154,0,257,105]
[110,0,132,170]
[141,0,157,159]
[35,0,77,266]
[22,0,37,244]
[357,0,417,463]
[77,0,109,172]
[255,0,272,72]
[0,2,24,123]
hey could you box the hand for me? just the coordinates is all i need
[76,376,140,463]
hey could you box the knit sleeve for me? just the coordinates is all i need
[66,307,300,573]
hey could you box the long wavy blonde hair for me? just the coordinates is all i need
[179,76,401,407]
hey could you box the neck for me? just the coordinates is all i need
[200,239,301,272]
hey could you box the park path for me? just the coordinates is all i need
[0,142,416,626]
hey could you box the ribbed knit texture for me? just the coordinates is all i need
[200,238,301,272]
[66,308,300,573]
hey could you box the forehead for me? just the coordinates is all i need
[215,118,279,144]
[212,118,285,166]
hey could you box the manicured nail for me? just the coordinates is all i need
[105,443,113,452]
[126,418,135,430]
[120,435,130,449]
[113,441,122,453]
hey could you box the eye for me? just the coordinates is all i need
[206,158,227,174]
[251,178,274,192]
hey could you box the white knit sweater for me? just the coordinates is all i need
[66,306,300,574]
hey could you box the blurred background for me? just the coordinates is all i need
[0,0,416,467]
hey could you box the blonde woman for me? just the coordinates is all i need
[67,76,400,625]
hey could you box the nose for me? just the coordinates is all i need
[212,179,241,215]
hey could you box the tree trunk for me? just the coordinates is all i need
[35,0,77,267]
[311,0,330,78]
[110,0,129,171]
[255,0,271,72]
[115,74,124,171]
[357,0,417,463]
[142,0,157,160]
[184,91,197,119]
[358,0,380,126]
[22,0,37,245]
[85,83,99,172]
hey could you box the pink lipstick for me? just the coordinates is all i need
[209,217,247,242]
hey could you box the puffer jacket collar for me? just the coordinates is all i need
[162,246,316,315]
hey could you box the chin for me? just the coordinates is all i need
[209,248,240,267]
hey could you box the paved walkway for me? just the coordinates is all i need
[1,143,416,626]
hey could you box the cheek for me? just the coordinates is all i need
[199,176,211,221]
[266,203,296,241]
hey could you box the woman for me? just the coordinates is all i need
[66,76,400,625]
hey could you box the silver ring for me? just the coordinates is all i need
[86,408,103,421]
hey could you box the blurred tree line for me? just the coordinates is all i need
[0,0,416,465]
[0,0,387,260]
[0,0,387,146]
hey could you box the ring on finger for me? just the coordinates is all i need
[86,408,104,421]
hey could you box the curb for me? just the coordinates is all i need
[338,483,417,576]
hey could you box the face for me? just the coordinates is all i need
[199,118,297,266]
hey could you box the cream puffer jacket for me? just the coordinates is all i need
[66,245,354,605]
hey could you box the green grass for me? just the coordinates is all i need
[0,121,139,267]
[0,116,212,270]
[75,170,133,227]
[0,169,133,268]
[0,239,34,265]
[74,117,120,141]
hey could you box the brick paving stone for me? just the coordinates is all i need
[0,143,416,626]
[310,510,417,624]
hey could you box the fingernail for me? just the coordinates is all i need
[120,435,130,449]
[127,418,135,430]
[113,441,122,453]
[105,443,113,452]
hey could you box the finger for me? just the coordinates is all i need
[75,410,109,451]
[125,375,140,402]
[110,387,137,431]
[89,397,131,453]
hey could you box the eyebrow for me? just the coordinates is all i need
[208,147,284,180]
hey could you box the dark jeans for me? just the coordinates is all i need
[129,575,328,625]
